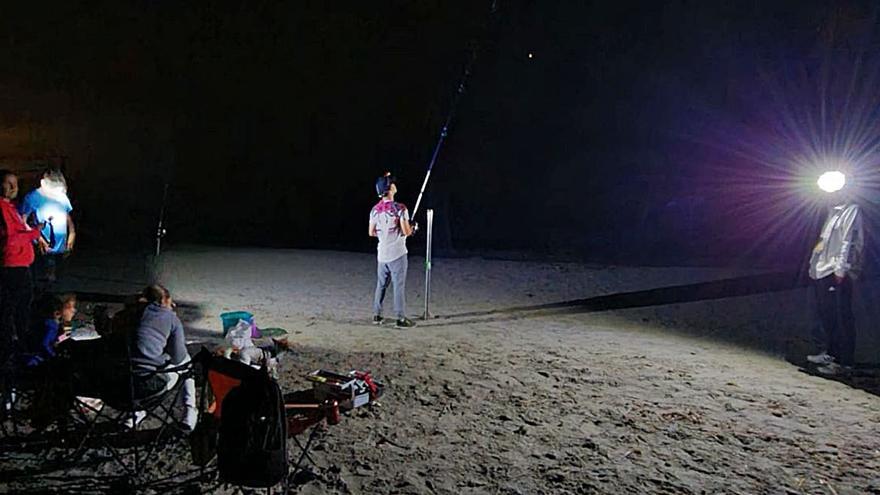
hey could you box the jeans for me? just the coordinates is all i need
[162,356,197,415]
[373,255,408,320]
[134,356,196,419]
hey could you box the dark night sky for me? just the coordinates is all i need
[2,1,879,266]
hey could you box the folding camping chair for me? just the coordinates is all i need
[0,360,45,441]
[193,348,339,491]
[0,338,194,488]
[0,359,83,481]
[1,348,93,450]
[283,388,340,480]
[66,345,196,485]
[1,304,121,444]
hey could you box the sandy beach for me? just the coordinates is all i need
[2,246,879,494]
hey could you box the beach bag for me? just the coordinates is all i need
[217,372,288,487]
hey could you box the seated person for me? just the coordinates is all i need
[60,296,154,399]
[128,284,197,431]
[23,293,77,367]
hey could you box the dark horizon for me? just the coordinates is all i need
[3,1,880,267]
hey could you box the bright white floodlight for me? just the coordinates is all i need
[817,170,846,193]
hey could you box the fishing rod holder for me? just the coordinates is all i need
[422,209,434,320]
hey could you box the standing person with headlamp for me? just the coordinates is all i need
[19,169,75,294]
[807,171,864,375]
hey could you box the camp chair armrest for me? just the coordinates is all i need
[142,360,193,377]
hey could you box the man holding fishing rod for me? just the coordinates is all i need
[367,2,492,328]
[369,172,417,328]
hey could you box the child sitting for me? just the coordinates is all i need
[24,293,77,367]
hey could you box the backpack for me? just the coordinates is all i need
[217,372,288,487]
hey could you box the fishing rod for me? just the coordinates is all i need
[411,0,498,221]
[155,182,169,256]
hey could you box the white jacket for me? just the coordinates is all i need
[809,203,864,280]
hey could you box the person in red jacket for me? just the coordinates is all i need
[0,170,48,365]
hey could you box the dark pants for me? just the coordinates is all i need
[814,276,856,366]
[1,267,33,345]
[0,267,33,375]
[32,254,63,297]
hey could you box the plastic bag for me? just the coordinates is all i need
[224,319,254,350]
[221,311,261,338]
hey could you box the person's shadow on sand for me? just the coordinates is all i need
[432,271,880,398]
[439,271,802,319]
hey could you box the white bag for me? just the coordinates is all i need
[224,319,254,350]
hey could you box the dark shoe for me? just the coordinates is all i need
[372,315,384,325]
[395,318,416,328]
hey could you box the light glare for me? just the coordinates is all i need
[817,170,846,193]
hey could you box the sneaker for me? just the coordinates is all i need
[817,362,844,375]
[76,396,104,415]
[395,317,416,328]
[807,352,835,365]
[124,410,147,429]
[372,315,384,325]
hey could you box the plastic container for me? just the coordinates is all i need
[220,311,256,337]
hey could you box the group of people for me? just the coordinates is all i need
[0,168,74,370]
[0,167,196,431]
[0,167,864,437]
[11,283,197,432]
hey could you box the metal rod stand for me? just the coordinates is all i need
[423,209,434,319]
